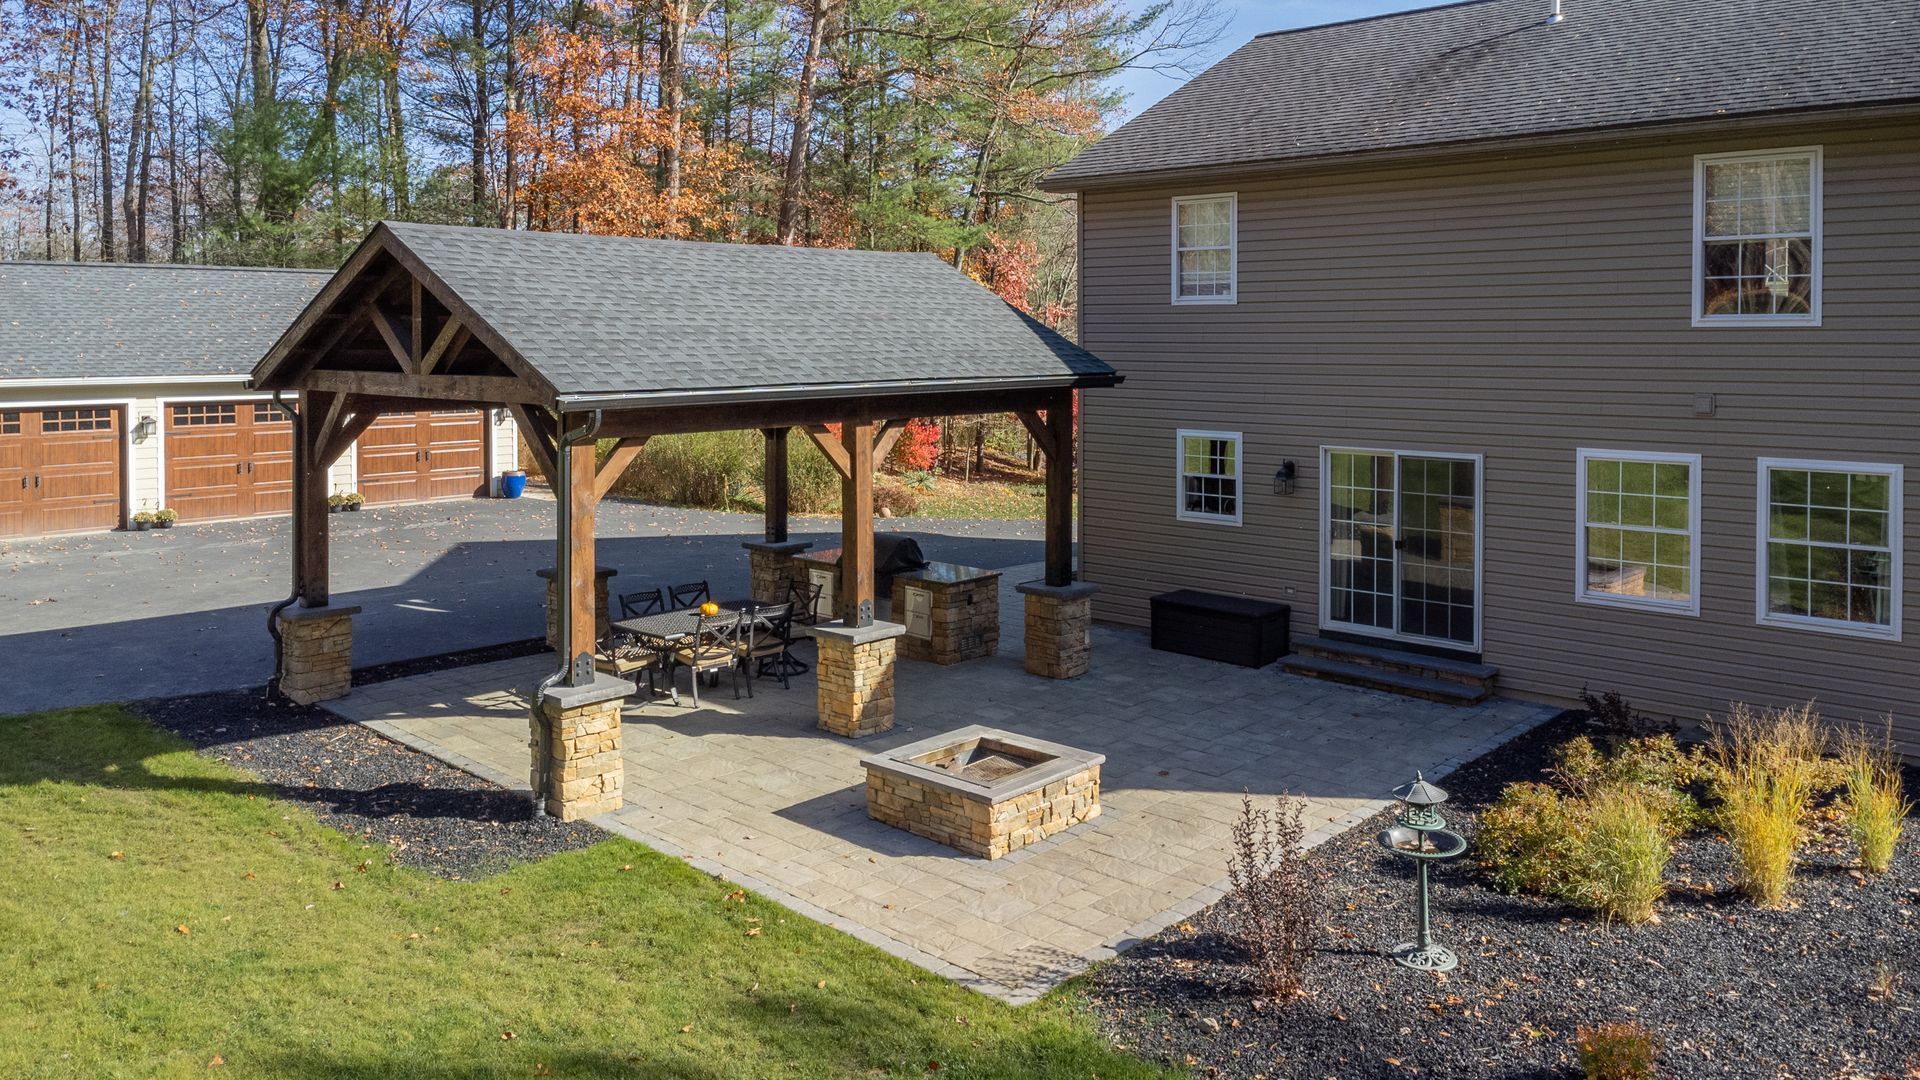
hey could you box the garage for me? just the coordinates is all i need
[163,400,294,522]
[356,409,489,504]
[0,406,124,539]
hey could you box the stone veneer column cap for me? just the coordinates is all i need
[812,619,908,645]
[534,567,619,581]
[279,603,363,622]
[742,539,814,555]
[1015,580,1100,600]
[539,671,633,710]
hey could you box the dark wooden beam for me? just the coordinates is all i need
[367,300,414,373]
[594,437,647,501]
[418,320,468,377]
[565,440,599,680]
[763,427,790,544]
[510,404,560,485]
[803,424,852,479]
[1043,392,1075,587]
[591,385,1071,441]
[840,421,876,626]
[295,390,336,607]
[1014,410,1058,462]
[409,281,424,370]
[302,369,547,405]
[308,392,351,467]
[257,248,400,388]
[319,408,382,468]
[873,418,908,464]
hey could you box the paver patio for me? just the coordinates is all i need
[326,563,1554,1002]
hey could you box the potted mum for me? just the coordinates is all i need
[154,508,178,529]
[130,511,155,531]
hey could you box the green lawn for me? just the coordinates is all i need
[0,707,1168,1079]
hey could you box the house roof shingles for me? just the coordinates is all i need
[1,261,326,381]
[376,222,1113,399]
[1045,0,1920,189]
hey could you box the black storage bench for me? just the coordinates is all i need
[1149,590,1291,668]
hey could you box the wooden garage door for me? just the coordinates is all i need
[0,406,122,538]
[357,410,487,505]
[164,401,294,522]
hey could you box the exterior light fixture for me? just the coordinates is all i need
[1377,771,1467,972]
[1273,459,1297,495]
[134,414,157,439]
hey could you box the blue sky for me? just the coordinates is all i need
[1114,0,1432,117]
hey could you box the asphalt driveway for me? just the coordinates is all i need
[0,496,1041,715]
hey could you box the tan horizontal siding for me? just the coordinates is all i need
[1077,116,1920,748]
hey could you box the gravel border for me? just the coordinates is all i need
[1084,712,1920,1079]
[133,641,598,879]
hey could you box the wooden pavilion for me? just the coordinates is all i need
[249,221,1120,819]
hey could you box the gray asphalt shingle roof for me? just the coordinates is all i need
[1,261,325,381]
[379,222,1112,399]
[1046,0,1920,188]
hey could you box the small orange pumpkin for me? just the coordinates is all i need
[700,601,720,617]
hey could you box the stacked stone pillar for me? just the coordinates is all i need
[537,567,616,648]
[532,675,629,820]
[1016,580,1098,679]
[742,539,812,603]
[275,604,360,705]
[813,621,906,737]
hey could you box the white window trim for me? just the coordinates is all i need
[1175,428,1243,525]
[1754,457,1902,642]
[1170,193,1237,306]
[1691,145,1823,328]
[1574,449,1703,616]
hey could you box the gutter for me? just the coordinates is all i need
[555,372,1122,413]
[0,374,241,389]
[264,391,303,700]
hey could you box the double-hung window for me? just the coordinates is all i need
[1177,430,1241,524]
[1758,459,1901,639]
[1576,449,1700,613]
[1171,194,1235,303]
[1694,147,1821,325]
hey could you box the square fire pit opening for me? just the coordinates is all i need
[862,725,1103,859]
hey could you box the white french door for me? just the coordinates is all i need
[1320,447,1483,650]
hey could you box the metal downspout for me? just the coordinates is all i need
[531,409,603,814]
[265,391,303,701]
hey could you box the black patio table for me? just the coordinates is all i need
[609,602,754,650]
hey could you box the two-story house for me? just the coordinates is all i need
[1043,0,1920,744]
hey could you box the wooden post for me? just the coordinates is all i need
[764,427,790,544]
[1044,391,1075,588]
[296,390,335,607]
[840,421,875,626]
[566,440,598,683]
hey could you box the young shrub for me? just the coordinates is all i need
[1565,786,1671,924]
[1554,733,1709,835]
[1839,721,1912,875]
[1226,793,1320,998]
[1710,702,1830,907]
[1579,687,1675,746]
[1476,781,1579,896]
[1576,1021,1659,1080]
[871,478,920,517]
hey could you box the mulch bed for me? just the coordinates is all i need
[1085,712,1920,1079]
[132,638,600,879]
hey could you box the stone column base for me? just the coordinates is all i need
[537,567,617,648]
[814,620,907,738]
[1016,581,1098,679]
[532,674,629,820]
[276,604,361,705]
[743,540,812,603]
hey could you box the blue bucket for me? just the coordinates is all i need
[500,471,528,498]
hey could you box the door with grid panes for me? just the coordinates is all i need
[356,409,487,504]
[1323,449,1481,649]
[164,401,294,522]
[0,406,122,537]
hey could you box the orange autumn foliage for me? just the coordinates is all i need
[508,8,736,239]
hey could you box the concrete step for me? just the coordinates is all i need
[1292,634,1497,689]
[1281,653,1492,706]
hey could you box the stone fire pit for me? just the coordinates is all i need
[861,726,1103,859]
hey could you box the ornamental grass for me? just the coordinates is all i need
[1839,721,1911,875]
[1709,702,1831,907]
